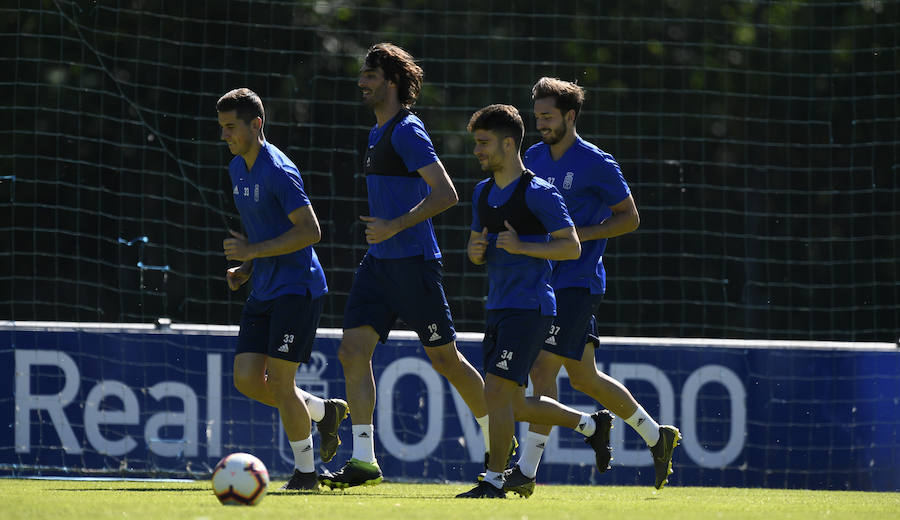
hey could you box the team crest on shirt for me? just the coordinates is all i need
[563,171,575,190]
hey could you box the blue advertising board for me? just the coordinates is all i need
[1,322,898,491]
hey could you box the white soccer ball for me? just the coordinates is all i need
[212,452,270,506]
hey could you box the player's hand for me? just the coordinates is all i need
[468,227,489,264]
[223,230,256,261]
[496,220,523,254]
[226,264,251,291]
[360,215,399,244]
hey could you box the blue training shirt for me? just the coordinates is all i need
[524,137,630,295]
[365,111,442,259]
[229,141,328,301]
[471,175,574,315]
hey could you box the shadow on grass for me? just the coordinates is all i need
[53,487,204,493]
[54,488,463,500]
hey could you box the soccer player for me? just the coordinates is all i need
[216,88,349,491]
[456,104,613,499]
[318,43,495,489]
[502,77,681,496]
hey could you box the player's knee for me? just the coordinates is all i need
[337,340,368,370]
[484,376,516,407]
[569,376,591,394]
[512,394,540,422]
[529,368,558,396]
[572,365,613,396]
[232,371,259,398]
[564,363,595,391]
[427,349,458,376]
[265,371,295,404]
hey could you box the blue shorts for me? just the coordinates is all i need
[236,292,324,364]
[542,288,603,360]
[483,309,554,386]
[343,254,456,347]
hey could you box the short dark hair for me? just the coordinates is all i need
[363,43,423,107]
[216,88,265,127]
[467,104,525,149]
[532,77,585,119]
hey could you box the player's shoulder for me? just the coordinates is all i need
[473,177,493,192]
[523,141,549,161]
[526,171,561,194]
[573,137,621,173]
[256,141,281,168]
[524,173,566,216]
[471,177,495,199]
[396,110,427,132]
[524,141,549,155]
[259,142,299,175]
[392,110,433,145]
[227,154,244,171]
[572,136,607,157]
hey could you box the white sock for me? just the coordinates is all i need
[484,469,504,490]
[516,431,549,478]
[297,388,325,422]
[351,424,376,463]
[475,415,491,453]
[289,435,315,472]
[624,406,661,446]
[575,413,596,437]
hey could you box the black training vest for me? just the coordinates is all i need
[477,170,548,235]
[364,109,419,177]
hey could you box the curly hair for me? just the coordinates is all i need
[363,43,423,107]
[467,104,525,150]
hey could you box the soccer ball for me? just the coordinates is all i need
[212,452,270,506]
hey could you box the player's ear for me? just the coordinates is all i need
[252,117,263,133]
[503,136,515,154]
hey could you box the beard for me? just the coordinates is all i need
[361,92,378,108]
[479,158,499,172]
[361,85,386,108]
[540,121,568,145]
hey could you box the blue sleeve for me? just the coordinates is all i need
[392,119,440,172]
[595,155,631,206]
[526,184,574,234]
[270,164,311,216]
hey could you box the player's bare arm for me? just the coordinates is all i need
[496,221,581,260]
[361,160,458,244]
[576,194,639,241]
[224,204,322,261]
[467,228,489,265]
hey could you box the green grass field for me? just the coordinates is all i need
[2,478,898,520]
